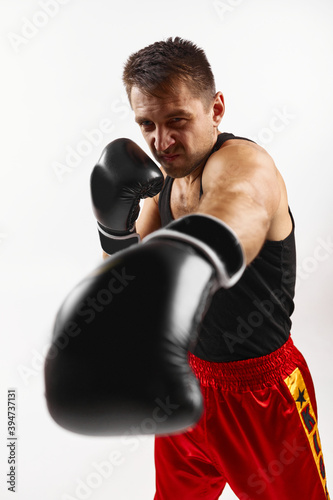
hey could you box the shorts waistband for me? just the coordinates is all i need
[188,336,299,391]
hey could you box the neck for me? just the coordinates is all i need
[183,130,221,186]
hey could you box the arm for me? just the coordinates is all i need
[198,140,291,265]
[136,195,162,239]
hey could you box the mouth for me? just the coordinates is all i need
[160,154,179,163]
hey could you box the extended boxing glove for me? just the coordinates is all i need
[44,214,245,436]
[91,138,164,255]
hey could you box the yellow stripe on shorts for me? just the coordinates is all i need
[284,367,330,499]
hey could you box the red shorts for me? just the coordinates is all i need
[154,337,330,500]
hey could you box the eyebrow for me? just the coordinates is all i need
[135,109,193,123]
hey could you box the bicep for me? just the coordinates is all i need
[198,142,283,264]
[200,142,281,220]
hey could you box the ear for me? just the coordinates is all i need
[212,92,225,126]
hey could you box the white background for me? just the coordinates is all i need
[0,0,332,498]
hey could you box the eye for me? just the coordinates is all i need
[140,120,154,128]
[170,118,185,125]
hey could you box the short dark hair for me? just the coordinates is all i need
[122,37,216,108]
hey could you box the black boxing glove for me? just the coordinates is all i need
[91,138,164,255]
[44,214,245,436]
[147,214,245,290]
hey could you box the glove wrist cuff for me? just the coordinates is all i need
[144,214,245,289]
[97,223,140,255]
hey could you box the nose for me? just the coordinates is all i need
[154,127,176,153]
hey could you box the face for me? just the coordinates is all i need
[131,82,225,179]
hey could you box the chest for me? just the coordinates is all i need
[170,178,202,219]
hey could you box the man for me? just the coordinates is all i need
[45,38,330,499]
[120,37,329,500]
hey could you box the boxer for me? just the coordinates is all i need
[45,37,330,500]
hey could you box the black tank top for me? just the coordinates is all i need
[158,132,296,361]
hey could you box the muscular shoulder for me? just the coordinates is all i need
[201,138,292,241]
[202,138,276,189]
